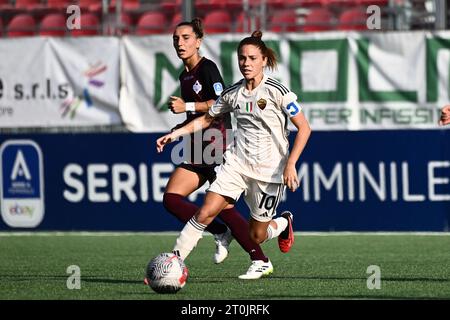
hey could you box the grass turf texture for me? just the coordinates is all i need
[1,233,449,299]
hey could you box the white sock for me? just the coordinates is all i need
[173,217,206,260]
[265,217,288,241]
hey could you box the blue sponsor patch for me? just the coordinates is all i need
[286,101,300,116]
[213,82,223,96]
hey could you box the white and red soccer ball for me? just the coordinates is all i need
[146,252,189,294]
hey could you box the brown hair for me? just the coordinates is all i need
[237,30,277,70]
[176,17,204,39]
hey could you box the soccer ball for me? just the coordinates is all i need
[146,252,189,294]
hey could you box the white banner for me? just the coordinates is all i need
[0,37,121,128]
[2,33,450,131]
[120,36,186,132]
[120,31,450,131]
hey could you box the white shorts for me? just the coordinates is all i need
[208,162,285,222]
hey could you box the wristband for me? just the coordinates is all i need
[186,102,195,112]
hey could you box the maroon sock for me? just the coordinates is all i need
[163,193,227,235]
[218,207,268,262]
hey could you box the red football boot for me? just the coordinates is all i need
[278,211,294,253]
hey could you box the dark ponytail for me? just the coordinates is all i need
[237,30,277,70]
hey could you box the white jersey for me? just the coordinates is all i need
[209,74,302,183]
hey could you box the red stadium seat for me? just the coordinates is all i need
[302,8,334,32]
[322,0,359,7]
[0,0,14,9]
[70,13,100,36]
[235,11,260,33]
[223,0,245,10]
[235,12,249,33]
[7,13,36,37]
[323,0,388,8]
[78,0,102,13]
[357,0,388,6]
[15,0,44,10]
[338,8,368,31]
[135,11,167,35]
[195,0,241,13]
[246,0,287,8]
[269,10,301,32]
[171,12,183,28]
[264,0,287,9]
[78,0,101,8]
[195,0,224,12]
[296,0,324,7]
[203,10,232,34]
[46,0,74,9]
[118,12,133,35]
[109,0,140,11]
[39,13,66,36]
[161,0,181,13]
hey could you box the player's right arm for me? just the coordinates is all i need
[157,89,233,153]
[168,60,224,114]
[168,96,216,113]
[156,113,215,153]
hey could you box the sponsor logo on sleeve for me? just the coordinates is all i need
[213,82,223,96]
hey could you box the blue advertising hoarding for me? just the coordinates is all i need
[0,131,449,231]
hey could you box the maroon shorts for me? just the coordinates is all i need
[178,163,217,184]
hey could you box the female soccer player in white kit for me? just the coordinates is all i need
[157,31,312,279]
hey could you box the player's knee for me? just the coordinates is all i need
[249,229,266,244]
[224,203,234,210]
[196,206,216,225]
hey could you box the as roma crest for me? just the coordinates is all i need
[257,98,267,110]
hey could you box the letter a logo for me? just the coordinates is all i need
[11,150,31,180]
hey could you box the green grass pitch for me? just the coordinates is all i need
[1,232,449,300]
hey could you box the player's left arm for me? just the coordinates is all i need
[284,111,311,192]
[281,97,312,192]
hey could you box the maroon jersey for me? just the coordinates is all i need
[178,57,231,166]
